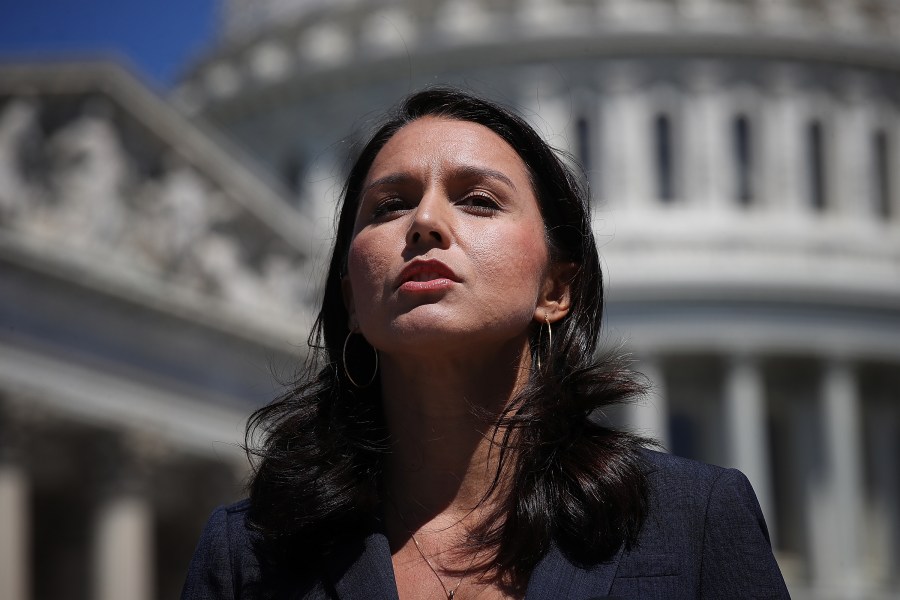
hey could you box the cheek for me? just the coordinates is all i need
[471,221,549,299]
[347,233,394,303]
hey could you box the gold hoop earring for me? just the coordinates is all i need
[537,314,552,370]
[343,331,379,388]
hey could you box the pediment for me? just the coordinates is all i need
[0,61,320,344]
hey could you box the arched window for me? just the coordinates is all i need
[873,129,892,220]
[654,113,675,202]
[732,115,754,206]
[806,120,827,212]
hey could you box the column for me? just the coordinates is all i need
[761,67,805,214]
[832,79,872,219]
[93,496,153,600]
[91,436,157,600]
[0,403,29,600]
[0,463,29,600]
[818,360,865,593]
[723,356,775,541]
[890,115,900,223]
[683,63,729,211]
[632,357,670,450]
[602,64,652,211]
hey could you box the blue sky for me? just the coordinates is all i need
[0,0,219,88]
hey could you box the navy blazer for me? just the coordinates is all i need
[181,451,790,599]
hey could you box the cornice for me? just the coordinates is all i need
[177,0,900,116]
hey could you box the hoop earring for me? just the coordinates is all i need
[537,314,552,370]
[343,331,379,388]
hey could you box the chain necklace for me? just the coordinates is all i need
[387,495,474,600]
[408,528,464,600]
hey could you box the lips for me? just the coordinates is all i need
[397,259,460,291]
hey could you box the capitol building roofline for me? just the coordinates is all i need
[186,0,900,102]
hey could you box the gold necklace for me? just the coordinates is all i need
[387,495,469,600]
[408,529,464,600]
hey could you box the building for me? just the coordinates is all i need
[0,62,318,600]
[1,0,899,598]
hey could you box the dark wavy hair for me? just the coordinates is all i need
[246,87,650,590]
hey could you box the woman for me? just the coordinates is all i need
[182,88,790,599]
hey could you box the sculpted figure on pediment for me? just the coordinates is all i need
[0,99,40,223]
[174,231,301,314]
[133,156,226,272]
[190,231,268,308]
[42,107,132,249]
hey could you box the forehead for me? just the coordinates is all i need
[364,116,530,182]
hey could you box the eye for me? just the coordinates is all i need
[370,196,410,220]
[457,193,500,216]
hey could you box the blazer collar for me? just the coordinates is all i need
[327,530,400,600]
[325,533,624,600]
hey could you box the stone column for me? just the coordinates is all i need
[603,64,652,211]
[0,401,30,600]
[818,360,865,593]
[683,63,729,211]
[93,495,153,600]
[832,78,872,219]
[723,356,775,541]
[761,67,805,214]
[890,118,900,223]
[91,435,159,600]
[632,357,670,449]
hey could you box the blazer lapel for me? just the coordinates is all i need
[323,531,624,600]
[524,543,624,600]
[327,531,400,600]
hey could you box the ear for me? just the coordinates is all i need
[341,276,358,330]
[535,262,575,324]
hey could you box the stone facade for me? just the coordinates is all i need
[0,62,316,600]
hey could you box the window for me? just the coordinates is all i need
[654,113,675,202]
[873,129,892,220]
[806,120,827,212]
[732,115,754,206]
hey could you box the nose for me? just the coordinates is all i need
[406,188,452,248]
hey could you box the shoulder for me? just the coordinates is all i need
[640,448,731,485]
[625,450,790,598]
[637,449,767,540]
[181,499,259,600]
[204,499,256,564]
[640,449,760,512]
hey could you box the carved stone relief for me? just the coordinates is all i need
[0,93,310,316]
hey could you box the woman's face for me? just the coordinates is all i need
[343,116,566,360]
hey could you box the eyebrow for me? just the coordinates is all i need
[363,173,416,195]
[363,165,518,196]
[454,165,518,191]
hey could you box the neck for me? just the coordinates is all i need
[379,338,529,526]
